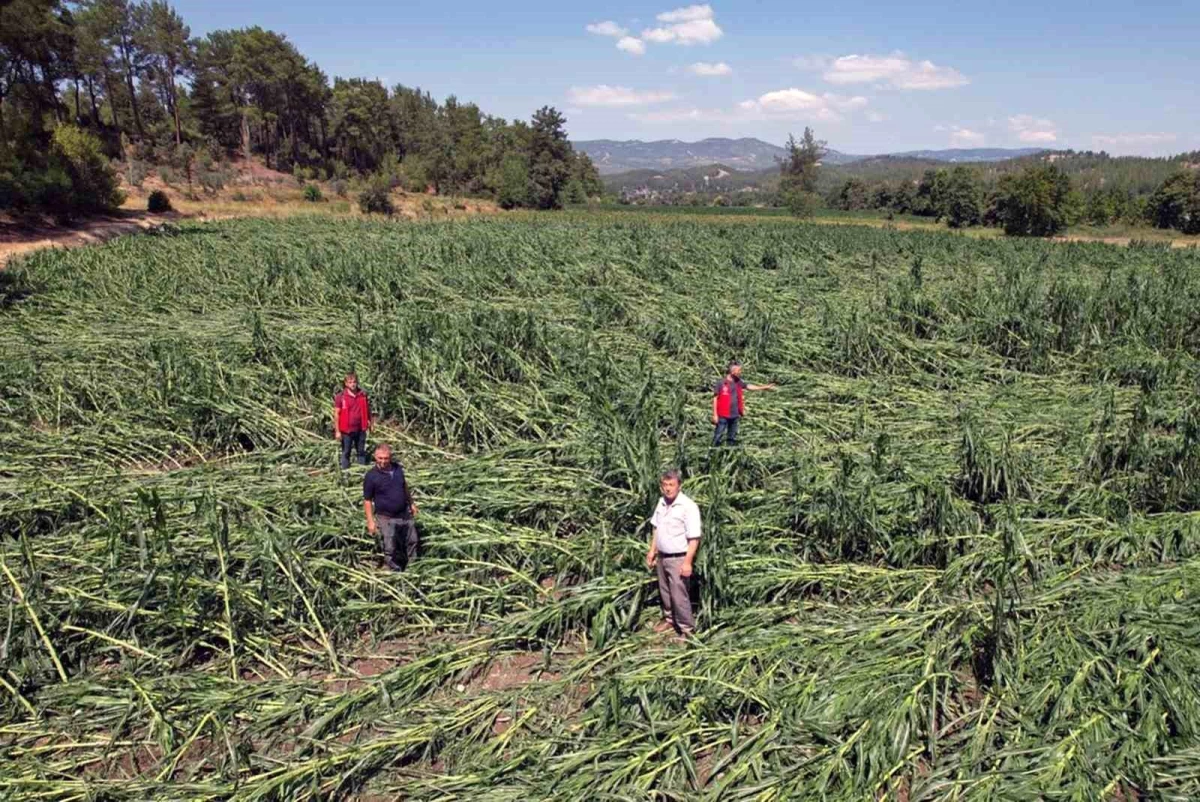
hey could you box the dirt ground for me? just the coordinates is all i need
[0,210,172,268]
[1,158,499,269]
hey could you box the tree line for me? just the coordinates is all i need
[825,159,1200,236]
[1,0,603,218]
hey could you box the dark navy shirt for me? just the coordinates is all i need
[363,462,412,517]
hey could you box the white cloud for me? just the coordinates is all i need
[567,85,676,107]
[866,111,887,123]
[586,20,627,37]
[1092,133,1177,148]
[948,126,985,146]
[617,36,646,55]
[1009,114,1057,143]
[642,4,723,45]
[587,19,645,55]
[688,61,732,76]
[656,3,714,22]
[738,88,868,122]
[823,53,968,90]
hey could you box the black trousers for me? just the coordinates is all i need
[340,430,367,469]
[377,515,418,571]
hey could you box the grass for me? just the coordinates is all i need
[2,215,1200,799]
[583,202,1200,247]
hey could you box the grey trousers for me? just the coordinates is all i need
[378,515,418,571]
[656,554,695,633]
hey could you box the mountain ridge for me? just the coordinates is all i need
[573,136,1045,174]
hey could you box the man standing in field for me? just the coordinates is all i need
[645,469,701,637]
[334,372,371,469]
[712,361,777,446]
[363,443,420,571]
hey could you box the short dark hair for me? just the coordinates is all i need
[660,468,682,483]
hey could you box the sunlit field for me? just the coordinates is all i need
[3,216,1200,799]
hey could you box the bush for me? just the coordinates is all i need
[231,191,248,202]
[331,179,348,198]
[48,126,125,217]
[782,189,820,219]
[358,182,394,216]
[303,184,324,203]
[0,126,124,220]
[159,166,179,186]
[148,190,172,213]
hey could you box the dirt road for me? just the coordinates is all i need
[0,211,174,269]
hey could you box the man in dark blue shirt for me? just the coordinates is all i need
[363,443,419,571]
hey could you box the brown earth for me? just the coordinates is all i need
[1,157,499,269]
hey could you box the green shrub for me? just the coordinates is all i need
[148,190,172,213]
[159,166,179,186]
[0,126,125,219]
[358,182,394,216]
[231,191,248,202]
[331,179,348,198]
[45,126,125,218]
[303,184,323,203]
[782,189,820,218]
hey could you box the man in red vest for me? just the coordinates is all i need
[711,361,776,446]
[333,372,371,469]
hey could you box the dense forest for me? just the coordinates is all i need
[0,0,603,218]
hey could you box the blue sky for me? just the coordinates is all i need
[172,1,1198,155]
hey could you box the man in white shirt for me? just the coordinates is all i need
[645,468,702,636]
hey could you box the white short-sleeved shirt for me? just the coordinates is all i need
[651,492,702,554]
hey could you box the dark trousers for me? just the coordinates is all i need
[340,430,367,469]
[712,416,740,446]
[378,515,418,571]
[656,555,695,633]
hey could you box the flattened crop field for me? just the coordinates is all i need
[3,215,1200,799]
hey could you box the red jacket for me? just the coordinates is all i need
[714,378,745,418]
[335,389,371,433]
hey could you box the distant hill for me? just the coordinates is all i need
[602,163,772,197]
[603,149,1200,202]
[885,148,1046,162]
[575,138,790,174]
[574,137,1045,175]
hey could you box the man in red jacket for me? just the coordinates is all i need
[333,372,371,469]
[711,361,776,446]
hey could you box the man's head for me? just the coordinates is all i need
[344,372,359,392]
[727,361,742,379]
[660,468,682,502]
[374,443,393,470]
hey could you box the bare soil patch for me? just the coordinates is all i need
[0,210,177,268]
